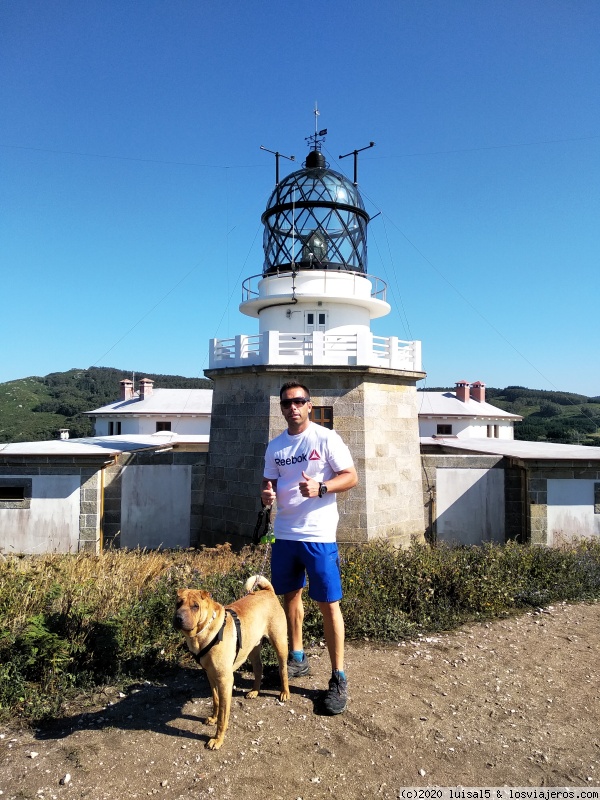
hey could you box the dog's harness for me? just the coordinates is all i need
[193,609,242,664]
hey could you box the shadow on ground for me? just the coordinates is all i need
[34,666,322,747]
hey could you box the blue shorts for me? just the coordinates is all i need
[270,540,343,603]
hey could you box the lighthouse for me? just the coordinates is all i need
[202,127,426,548]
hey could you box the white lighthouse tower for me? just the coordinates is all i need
[202,127,426,547]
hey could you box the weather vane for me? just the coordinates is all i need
[305,101,328,151]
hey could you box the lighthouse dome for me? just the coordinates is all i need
[261,150,369,276]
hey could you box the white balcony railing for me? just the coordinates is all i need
[208,330,422,371]
[241,271,388,303]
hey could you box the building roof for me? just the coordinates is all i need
[0,433,209,457]
[86,388,213,416]
[418,392,522,420]
[420,436,600,461]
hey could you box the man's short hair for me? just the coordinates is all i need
[280,381,311,401]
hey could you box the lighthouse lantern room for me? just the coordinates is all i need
[209,130,421,372]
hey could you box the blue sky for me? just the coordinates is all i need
[1,0,599,396]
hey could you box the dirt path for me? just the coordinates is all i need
[2,601,599,799]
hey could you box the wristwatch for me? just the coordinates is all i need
[318,482,328,498]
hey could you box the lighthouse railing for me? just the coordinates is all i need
[241,271,387,302]
[209,331,422,371]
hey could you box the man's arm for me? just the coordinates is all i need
[299,467,358,498]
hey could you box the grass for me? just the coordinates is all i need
[1,539,599,723]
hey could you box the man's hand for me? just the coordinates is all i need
[299,470,320,498]
[261,479,276,507]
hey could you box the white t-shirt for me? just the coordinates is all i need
[263,422,354,542]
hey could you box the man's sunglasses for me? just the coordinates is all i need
[280,397,310,409]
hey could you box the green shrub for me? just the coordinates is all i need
[0,539,599,723]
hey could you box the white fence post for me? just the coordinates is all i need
[261,330,280,364]
[356,330,373,365]
[413,340,422,372]
[312,331,324,365]
[235,335,245,364]
[209,338,218,368]
[388,337,399,369]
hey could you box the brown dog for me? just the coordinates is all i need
[173,575,290,750]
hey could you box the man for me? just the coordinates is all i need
[261,381,358,715]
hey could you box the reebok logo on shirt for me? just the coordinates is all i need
[274,452,308,466]
[308,449,321,461]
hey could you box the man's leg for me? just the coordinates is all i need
[318,600,344,671]
[284,588,305,652]
[318,600,348,715]
[284,588,310,677]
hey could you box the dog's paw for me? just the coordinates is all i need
[245,689,259,699]
[204,716,217,725]
[206,737,223,750]
[279,690,290,702]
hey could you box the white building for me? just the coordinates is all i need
[87,378,212,438]
[418,380,522,440]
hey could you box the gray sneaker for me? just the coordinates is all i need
[322,672,348,715]
[287,654,310,678]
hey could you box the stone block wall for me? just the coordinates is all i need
[201,369,283,548]
[525,462,600,545]
[202,365,427,548]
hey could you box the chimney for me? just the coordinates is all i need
[455,380,470,403]
[58,429,69,440]
[471,381,486,403]
[138,378,154,400]
[120,379,134,401]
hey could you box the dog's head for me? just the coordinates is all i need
[173,588,213,634]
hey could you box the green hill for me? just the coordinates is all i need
[0,367,212,443]
[420,385,600,446]
[1,371,598,445]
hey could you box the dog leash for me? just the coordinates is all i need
[252,502,275,545]
[249,502,275,593]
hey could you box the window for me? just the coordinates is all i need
[108,421,122,436]
[156,421,172,432]
[0,478,32,509]
[310,406,333,430]
[437,424,452,435]
[0,486,24,501]
[305,310,327,332]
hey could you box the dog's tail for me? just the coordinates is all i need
[244,575,275,593]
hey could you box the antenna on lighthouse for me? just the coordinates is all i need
[260,146,295,185]
[339,140,375,184]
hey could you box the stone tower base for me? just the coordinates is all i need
[202,365,426,549]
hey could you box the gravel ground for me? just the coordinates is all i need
[1,601,599,799]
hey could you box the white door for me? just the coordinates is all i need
[547,479,600,545]
[121,465,192,549]
[305,310,327,333]
[436,468,505,545]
